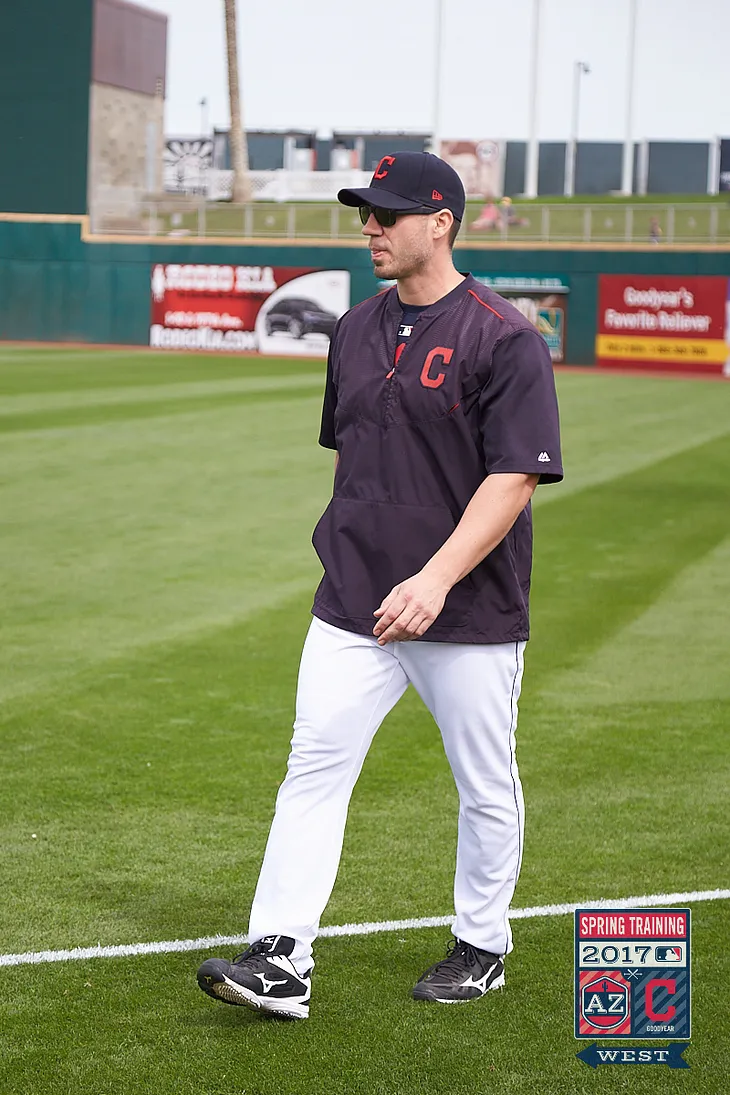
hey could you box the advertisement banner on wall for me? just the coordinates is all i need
[596,275,730,375]
[474,275,570,363]
[439,140,505,198]
[149,265,350,354]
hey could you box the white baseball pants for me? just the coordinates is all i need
[248,616,526,973]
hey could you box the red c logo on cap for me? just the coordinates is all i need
[374,156,395,179]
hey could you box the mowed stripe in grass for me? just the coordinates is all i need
[1,374,324,413]
[1,380,333,699]
[530,431,730,676]
[0,348,320,394]
[1,350,729,1094]
[0,384,326,434]
[0,354,325,433]
[544,534,730,705]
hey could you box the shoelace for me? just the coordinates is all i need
[232,940,272,964]
[430,937,482,974]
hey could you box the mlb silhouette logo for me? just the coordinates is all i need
[655,946,682,963]
[579,971,632,1036]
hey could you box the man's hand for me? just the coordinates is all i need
[371,472,538,645]
[373,572,450,645]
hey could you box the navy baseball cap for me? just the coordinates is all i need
[338,151,466,222]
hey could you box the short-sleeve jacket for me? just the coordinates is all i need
[312,274,563,644]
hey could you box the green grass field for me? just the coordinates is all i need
[1,346,729,1094]
[147,194,730,244]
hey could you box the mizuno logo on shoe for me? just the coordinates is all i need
[412,939,505,1003]
[460,963,499,992]
[255,972,289,994]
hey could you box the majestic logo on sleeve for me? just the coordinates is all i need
[538,451,551,462]
[420,346,454,389]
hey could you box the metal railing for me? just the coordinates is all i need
[89,198,730,246]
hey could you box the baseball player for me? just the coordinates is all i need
[197,152,563,1020]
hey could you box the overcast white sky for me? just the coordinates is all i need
[143,0,730,143]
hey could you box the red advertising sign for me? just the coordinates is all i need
[149,264,350,355]
[596,275,730,374]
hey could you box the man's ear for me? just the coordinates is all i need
[433,210,454,240]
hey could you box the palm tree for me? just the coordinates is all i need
[224,0,252,203]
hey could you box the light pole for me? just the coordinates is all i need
[621,0,638,195]
[524,0,541,198]
[199,98,210,195]
[431,0,444,154]
[564,61,590,197]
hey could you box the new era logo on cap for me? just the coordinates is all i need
[336,152,466,221]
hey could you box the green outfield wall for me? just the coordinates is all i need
[0,5,93,214]
[1,220,730,364]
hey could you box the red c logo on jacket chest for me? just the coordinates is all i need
[420,346,454,389]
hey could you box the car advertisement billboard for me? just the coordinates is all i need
[596,275,730,375]
[150,265,350,354]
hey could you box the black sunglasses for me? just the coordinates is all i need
[358,204,435,227]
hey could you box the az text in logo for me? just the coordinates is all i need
[580,973,631,1035]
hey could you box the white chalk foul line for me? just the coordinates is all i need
[2,888,728,969]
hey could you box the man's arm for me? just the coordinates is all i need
[372,472,538,645]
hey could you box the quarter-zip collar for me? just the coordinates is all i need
[383,273,474,323]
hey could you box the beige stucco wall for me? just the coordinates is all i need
[88,81,164,210]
